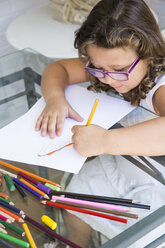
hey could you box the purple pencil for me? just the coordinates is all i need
[18,172,51,194]
[22,215,82,248]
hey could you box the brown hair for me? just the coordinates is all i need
[74,0,165,105]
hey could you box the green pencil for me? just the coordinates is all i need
[0,232,29,247]
[0,197,14,206]
[4,174,15,191]
[0,219,25,236]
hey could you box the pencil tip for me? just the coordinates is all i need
[37,154,45,157]
[19,219,24,223]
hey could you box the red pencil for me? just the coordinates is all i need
[41,201,127,224]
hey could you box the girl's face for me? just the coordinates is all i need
[87,45,148,94]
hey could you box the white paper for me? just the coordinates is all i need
[0,85,135,173]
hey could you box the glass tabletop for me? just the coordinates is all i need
[0,49,164,248]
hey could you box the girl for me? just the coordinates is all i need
[36,0,165,247]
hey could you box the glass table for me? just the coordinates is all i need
[0,49,164,248]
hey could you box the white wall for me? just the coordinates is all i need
[0,0,49,56]
[145,0,165,29]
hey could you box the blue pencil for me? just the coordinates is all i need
[0,237,16,248]
[13,178,43,200]
[0,200,24,215]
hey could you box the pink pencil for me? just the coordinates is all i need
[0,214,11,223]
[51,196,130,212]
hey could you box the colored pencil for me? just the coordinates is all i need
[19,178,49,199]
[0,227,8,234]
[0,214,11,223]
[37,183,51,194]
[0,193,9,199]
[0,200,24,215]
[22,223,37,248]
[0,207,24,223]
[54,200,138,219]
[50,191,136,204]
[4,174,15,192]
[0,210,15,222]
[86,99,99,126]
[17,172,51,194]
[45,183,60,191]
[22,215,82,248]
[14,182,27,199]
[18,172,38,185]
[0,237,16,248]
[51,196,129,212]
[0,223,6,228]
[0,168,17,178]
[0,160,61,187]
[13,178,43,200]
[0,232,29,247]
[0,197,14,206]
[64,196,150,209]
[41,201,127,223]
[0,219,25,236]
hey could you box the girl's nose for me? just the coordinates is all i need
[103,74,117,86]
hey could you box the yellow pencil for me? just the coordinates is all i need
[22,223,37,248]
[38,99,99,156]
[86,99,99,126]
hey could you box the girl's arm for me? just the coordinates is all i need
[72,85,165,157]
[35,58,89,138]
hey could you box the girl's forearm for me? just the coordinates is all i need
[104,116,165,156]
[41,62,69,103]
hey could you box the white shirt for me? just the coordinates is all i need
[140,74,165,113]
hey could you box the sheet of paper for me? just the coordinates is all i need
[0,85,135,173]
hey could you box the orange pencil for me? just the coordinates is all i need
[0,193,8,200]
[0,206,24,223]
[19,178,49,199]
[0,160,61,188]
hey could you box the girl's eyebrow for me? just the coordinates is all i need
[90,60,133,69]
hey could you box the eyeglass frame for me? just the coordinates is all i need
[85,57,141,81]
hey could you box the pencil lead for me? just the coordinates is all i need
[44,195,50,200]
[21,214,25,219]
[19,218,24,223]
[20,210,25,215]
[9,201,15,206]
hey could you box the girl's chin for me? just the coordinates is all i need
[115,87,129,94]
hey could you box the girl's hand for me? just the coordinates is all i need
[71,124,107,157]
[35,97,83,138]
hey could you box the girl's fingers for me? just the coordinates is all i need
[40,116,49,136]
[56,115,66,137]
[68,108,84,122]
[35,115,43,131]
[48,115,57,139]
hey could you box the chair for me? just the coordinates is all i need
[6,5,80,59]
